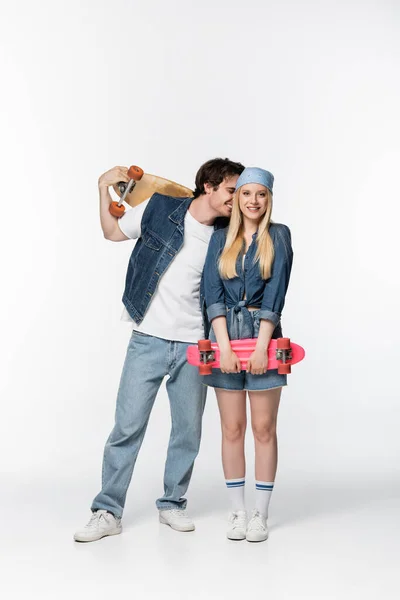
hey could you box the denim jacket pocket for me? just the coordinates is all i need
[142,230,164,251]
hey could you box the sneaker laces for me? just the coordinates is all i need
[229,511,247,529]
[86,511,113,530]
[167,509,190,520]
[248,510,266,531]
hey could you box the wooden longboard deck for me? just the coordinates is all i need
[113,173,193,208]
[187,338,305,372]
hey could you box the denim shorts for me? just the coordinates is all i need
[202,308,287,392]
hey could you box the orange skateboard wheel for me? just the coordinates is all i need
[109,201,125,218]
[277,337,291,350]
[199,364,213,375]
[198,339,212,352]
[128,165,144,181]
[278,363,291,375]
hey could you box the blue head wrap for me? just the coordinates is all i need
[235,167,274,193]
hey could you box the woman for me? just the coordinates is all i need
[203,167,293,542]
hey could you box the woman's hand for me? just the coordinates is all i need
[220,349,242,374]
[247,348,268,375]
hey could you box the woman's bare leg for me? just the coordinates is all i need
[248,387,282,481]
[215,388,247,479]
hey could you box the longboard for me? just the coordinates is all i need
[113,166,193,208]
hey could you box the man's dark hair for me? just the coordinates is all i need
[193,158,245,198]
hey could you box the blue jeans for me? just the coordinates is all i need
[91,330,207,517]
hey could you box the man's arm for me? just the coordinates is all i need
[99,166,130,241]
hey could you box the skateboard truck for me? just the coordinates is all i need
[275,338,292,374]
[197,340,215,375]
[109,165,144,218]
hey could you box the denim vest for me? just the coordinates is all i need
[122,193,227,336]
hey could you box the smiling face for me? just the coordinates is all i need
[238,183,269,222]
[205,175,240,218]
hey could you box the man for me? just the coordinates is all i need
[74,158,244,542]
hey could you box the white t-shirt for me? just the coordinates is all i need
[118,199,214,343]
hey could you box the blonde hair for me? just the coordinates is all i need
[218,187,274,280]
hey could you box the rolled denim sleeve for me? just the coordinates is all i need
[260,225,293,325]
[204,231,227,322]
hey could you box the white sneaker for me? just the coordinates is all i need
[74,510,122,542]
[159,509,195,532]
[227,510,247,540]
[246,509,269,542]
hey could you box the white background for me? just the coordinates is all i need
[0,0,399,598]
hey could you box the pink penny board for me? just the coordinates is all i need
[187,338,305,373]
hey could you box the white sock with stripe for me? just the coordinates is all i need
[255,481,274,517]
[225,478,246,511]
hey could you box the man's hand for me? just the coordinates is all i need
[98,166,130,190]
[246,349,268,375]
[99,166,129,241]
[220,349,242,374]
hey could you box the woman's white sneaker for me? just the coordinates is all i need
[227,510,247,540]
[159,509,195,531]
[74,510,122,542]
[246,509,269,542]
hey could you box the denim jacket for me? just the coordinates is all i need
[203,223,293,335]
[122,193,227,333]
